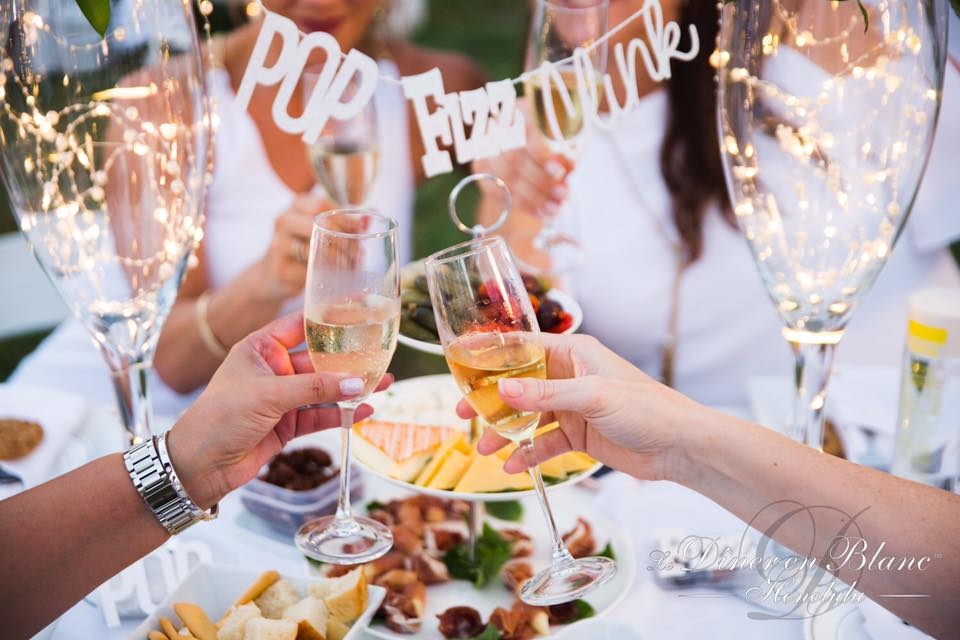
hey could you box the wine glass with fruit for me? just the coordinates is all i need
[295,209,400,564]
[425,236,616,604]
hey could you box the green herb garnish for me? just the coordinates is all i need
[485,500,523,522]
[597,541,616,560]
[366,499,386,513]
[571,599,596,622]
[470,624,502,640]
[442,523,513,588]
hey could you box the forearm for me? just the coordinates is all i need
[154,265,284,392]
[0,454,169,637]
[675,410,960,638]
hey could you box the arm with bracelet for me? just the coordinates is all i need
[0,313,391,639]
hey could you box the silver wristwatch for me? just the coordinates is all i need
[123,432,218,535]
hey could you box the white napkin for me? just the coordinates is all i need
[827,366,901,468]
[860,597,933,640]
[0,383,88,488]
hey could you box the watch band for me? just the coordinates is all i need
[123,433,218,535]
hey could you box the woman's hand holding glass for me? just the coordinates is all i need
[425,237,615,605]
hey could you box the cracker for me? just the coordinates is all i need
[160,616,180,640]
[173,602,218,640]
[235,570,281,607]
[0,419,43,460]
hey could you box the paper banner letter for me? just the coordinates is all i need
[272,30,343,136]
[234,11,299,113]
[403,68,454,178]
[303,48,379,144]
[486,79,525,153]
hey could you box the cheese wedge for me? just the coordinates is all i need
[426,449,474,490]
[561,451,596,473]
[351,420,460,482]
[414,433,471,487]
[454,452,534,493]
[539,456,568,480]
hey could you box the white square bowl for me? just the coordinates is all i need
[130,562,386,640]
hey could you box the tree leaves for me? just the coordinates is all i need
[76,0,111,38]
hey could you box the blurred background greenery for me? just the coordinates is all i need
[0,0,529,381]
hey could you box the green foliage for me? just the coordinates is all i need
[76,0,111,37]
[597,541,616,560]
[442,522,514,588]
[470,625,502,640]
[484,500,524,522]
[570,599,596,621]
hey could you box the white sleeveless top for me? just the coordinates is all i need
[568,63,960,406]
[11,61,416,415]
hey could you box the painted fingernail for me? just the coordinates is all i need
[551,185,568,201]
[339,378,364,395]
[546,160,565,178]
[499,378,523,397]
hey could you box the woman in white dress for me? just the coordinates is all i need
[478,0,960,407]
[12,0,486,413]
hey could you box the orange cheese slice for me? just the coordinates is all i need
[351,420,461,482]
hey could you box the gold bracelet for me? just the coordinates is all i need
[195,290,229,360]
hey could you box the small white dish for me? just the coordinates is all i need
[131,562,386,640]
[397,288,584,356]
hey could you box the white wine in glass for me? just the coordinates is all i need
[304,70,379,206]
[295,209,399,564]
[425,236,616,605]
[524,0,607,258]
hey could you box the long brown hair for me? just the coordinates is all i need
[660,0,733,264]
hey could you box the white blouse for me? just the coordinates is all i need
[567,65,960,406]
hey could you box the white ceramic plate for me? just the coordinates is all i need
[130,563,386,640]
[362,493,637,640]
[357,374,602,502]
[397,288,584,356]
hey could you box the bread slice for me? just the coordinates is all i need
[282,597,328,640]
[254,580,302,619]
[307,568,368,623]
[217,603,262,640]
[351,420,460,482]
[244,618,298,640]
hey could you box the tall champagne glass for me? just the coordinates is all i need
[425,236,616,604]
[717,0,947,450]
[0,0,209,446]
[524,0,607,262]
[304,72,379,206]
[295,209,399,564]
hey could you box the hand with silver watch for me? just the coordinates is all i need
[0,312,391,639]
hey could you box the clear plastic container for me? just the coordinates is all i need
[240,458,365,535]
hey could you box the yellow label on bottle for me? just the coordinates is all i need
[908,319,948,345]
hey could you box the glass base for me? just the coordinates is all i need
[519,556,616,606]
[295,515,393,565]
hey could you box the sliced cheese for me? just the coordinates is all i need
[414,433,469,487]
[454,452,534,493]
[560,451,596,473]
[426,449,474,490]
[351,420,459,482]
[539,456,568,480]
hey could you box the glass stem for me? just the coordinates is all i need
[519,438,575,571]
[333,402,359,531]
[105,353,153,448]
[788,340,838,451]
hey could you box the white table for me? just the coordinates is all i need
[43,403,808,640]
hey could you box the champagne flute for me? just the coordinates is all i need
[304,71,379,206]
[717,0,947,449]
[0,0,209,447]
[425,236,616,604]
[524,0,607,264]
[295,209,400,564]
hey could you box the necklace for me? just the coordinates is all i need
[602,115,689,389]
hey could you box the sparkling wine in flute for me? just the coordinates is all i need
[305,294,400,398]
[525,70,586,145]
[446,332,546,440]
[310,141,380,206]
